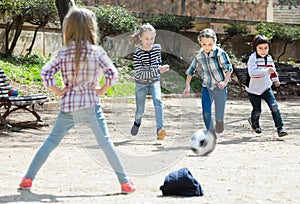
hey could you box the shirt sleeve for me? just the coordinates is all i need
[219,51,233,73]
[40,52,60,87]
[98,48,118,86]
[271,61,280,82]
[186,56,197,76]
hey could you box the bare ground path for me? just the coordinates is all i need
[0,97,299,204]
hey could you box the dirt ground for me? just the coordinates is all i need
[0,96,300,204]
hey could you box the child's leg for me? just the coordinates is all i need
[134,83,148,124]
[214,87,227,121]
[202,87,214,131]
[24,111,74,179]
[89,105,129,183]
[247,92,262,124]
[149,81,164,131]
[261,89,284,128]
[214,87,227,133]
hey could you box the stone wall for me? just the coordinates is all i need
[89,0,267,22]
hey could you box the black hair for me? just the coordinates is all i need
[252,35,270,52]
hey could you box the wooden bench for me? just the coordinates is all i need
[0,69,49,128]
[233,66,300,96]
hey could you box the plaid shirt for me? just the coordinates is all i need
[186,46,232,90]
[40,41,118,112]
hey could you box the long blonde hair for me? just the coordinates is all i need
[129,23,156,47]
[62,6,98,83]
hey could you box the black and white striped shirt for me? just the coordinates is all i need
[133,44,162,84]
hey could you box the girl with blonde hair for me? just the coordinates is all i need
[19,6,135,194]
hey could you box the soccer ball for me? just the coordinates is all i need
[190,129,217,156]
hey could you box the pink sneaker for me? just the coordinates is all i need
[19,178,33,190]
[121,180,136,194]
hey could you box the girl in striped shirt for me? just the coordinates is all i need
[183,28,232,135]
[130,23,170,140]
[19,6,135,194]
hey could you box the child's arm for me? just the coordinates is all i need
[96,84,110,95]
[247,54,269,77]
[216,71,231,89]
[133,56,166,80]
[183,75,193,96]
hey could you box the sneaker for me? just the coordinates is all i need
[131,122,141,136]
[277,127,288,137]
[157,129,166,140]
[248,117,262,134]
[121,180,136,194]
[19,178,33,190]
[215,121,224,134]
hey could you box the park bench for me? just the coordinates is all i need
[0,69,49,128]
[233,66,300,96]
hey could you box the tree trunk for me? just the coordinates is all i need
[277,42,289,62]
[181,0,186,15]
[27,26,41,55]
[55,0,75,28]
[4,22,14,57]
[7,16,24,57]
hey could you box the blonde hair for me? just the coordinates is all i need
[62,6,98,82]
[197,28,217,45]
[129,23,156,47]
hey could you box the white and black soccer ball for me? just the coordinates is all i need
[190,129,217,156]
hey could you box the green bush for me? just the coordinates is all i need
[91,5,138,41]
[142,14,194,32]
[0,52,135,98]
[223,23,250,36]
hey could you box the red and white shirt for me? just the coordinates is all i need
[246,52,279,95]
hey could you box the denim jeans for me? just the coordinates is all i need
[247,88,284,128]
[134,80,164,130]
[24,105,129,183]
[202,87,227,131]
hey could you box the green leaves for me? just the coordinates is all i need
[142,14,194,32]
[256,22,300,42]
[92,5,138,40]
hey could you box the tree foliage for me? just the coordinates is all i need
[0,0,57,56]
[256,22,300,61]
[222,23,250,45]
[91,5,138,41]
[142,14,194,32]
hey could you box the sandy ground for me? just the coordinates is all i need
[0,96,300,204]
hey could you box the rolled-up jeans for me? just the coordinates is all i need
[24,105,129,183]
[201,87,227,131]
[134,80,164,131]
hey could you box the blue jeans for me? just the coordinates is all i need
[247,88,284,128]
[24,105,129,183]
[202,87,227,131]
[134,81,164,130]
